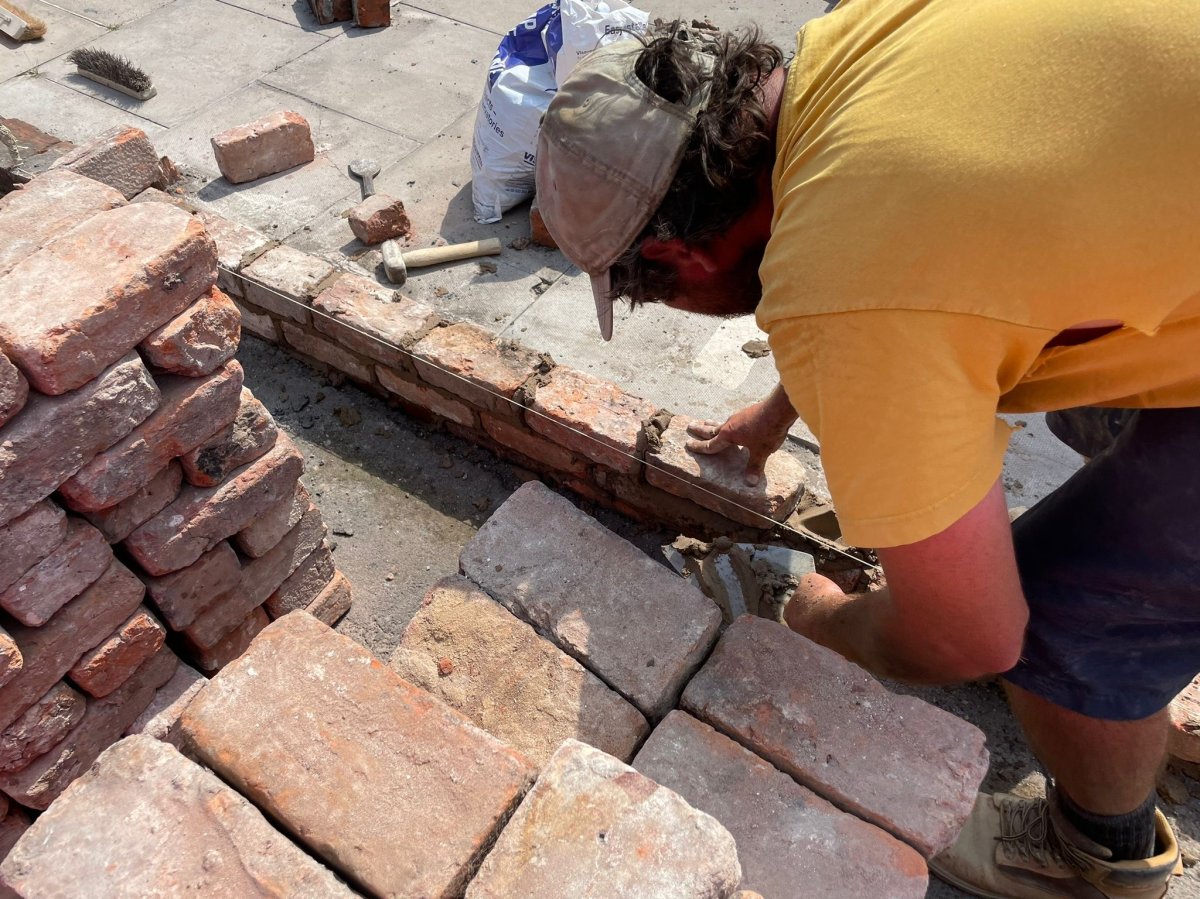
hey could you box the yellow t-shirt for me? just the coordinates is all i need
[757,0,1200,548]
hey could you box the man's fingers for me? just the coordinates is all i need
[686,420,722,440]
[686,434,733,455]
[743,457,766,487]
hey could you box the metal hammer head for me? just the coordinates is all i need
[381,240,407,285]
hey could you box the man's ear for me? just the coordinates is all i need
[639,238,720,274]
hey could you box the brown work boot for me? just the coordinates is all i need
[929,789,1179,898]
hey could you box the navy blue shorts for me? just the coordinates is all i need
[1005,407,1200,721]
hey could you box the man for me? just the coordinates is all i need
[533,2,1200,897]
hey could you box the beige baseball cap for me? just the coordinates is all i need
[535,39,714,340]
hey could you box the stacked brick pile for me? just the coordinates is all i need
[0,161,350,833]
[0,483,988,895]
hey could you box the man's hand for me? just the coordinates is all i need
[686,384,799,485]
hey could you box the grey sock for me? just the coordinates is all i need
[1057,788,1157,861]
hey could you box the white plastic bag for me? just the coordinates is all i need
[470,0,648,224]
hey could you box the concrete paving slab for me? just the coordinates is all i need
[40,0,327,127]
[0,2,105,82]
[639,0,829,51]
[0,76,164,145]
[399,0,557,37]
[217,0,354,31]
[261,8,497,142]
[45,0,175,28]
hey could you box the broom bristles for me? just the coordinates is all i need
[0,0,46,39]
[67,47,153,93]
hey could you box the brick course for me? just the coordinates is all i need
[242,243,333,325]
[312,273,435,370]
[412,323,541,416]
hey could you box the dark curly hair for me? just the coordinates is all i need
[607,23,785,306]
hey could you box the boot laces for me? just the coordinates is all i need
[996,797,1086,872]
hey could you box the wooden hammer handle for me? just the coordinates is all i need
[402,238,502,270]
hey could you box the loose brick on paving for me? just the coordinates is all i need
[461,481,721,720]
[181,612,537,897]
[528,367,656,474]
[59,360,244,512]
[185,504,325,649]
[634,711,929,898]
[466,739,741,898]
[0,735,354,897]
[413,322,542,416]
[80,461,182,543]
[0,646,177,809]
[0,350,26,429]
[348,194,410,244]
[263,542,334,618]
[312,273,436,370]
[281,322,373,384]
[242,243,334,324]
[195,210,273,299]
[529,196,557,249]
[378,365,478,428]
[0,560,145,733]
[0,632,19,692]
[68,608,166,698]
[179,388,277,487]
[1169,675,1200,763]
[681,616,989,858]
[310,0,352,24]
[482,413,589,477]
[305,570,352,626]
[186,608,269,674]
[0,518,112,627]
[392,576,650,767]
[647,414,807,526]
[140,285,241,376]
[0,807,30,862]
[0,202,216,395]
[125,432,304,576]
[211,111,315,185]
[353,0,390,27]
[0,353,159,528]
[0,683,84,775]
[49,126,162,200]
[0,169,124,277]
[0,502,65,595]
[234,301,279,341]
[125,661,206,746]
[235,482,309,558]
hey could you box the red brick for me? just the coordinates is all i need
[49,126,162,200]
[0,561,145,733]
[125,661,206,746]
[312,273,435,370]
[181,612,536,897]
[80,462,182,543]
[392,576,649,767]
[144,539,241,632]
[1169,674,1200,762]
[466,739,740,898]
[0,631,19,693]
[210,111,314,185]
[242,243,332,325]
[263,542,334,618]
[348,193,410,244]
[0,683,84,775]
[0,806,30,863]
[195,210,272,299]
[185,504,325,649]
[234,482,309,558]
[305,570,352,625]
[0,353,159,527]
[634,711,928,897]
[377,365,478,427]
[139,286,241,376]
[0,351,26,429]
[0,646,177,809]
[528,368,654,474]
[186,608,269,673]
[482,413,588,476]
[646,413,807,526]
[125,433,304,575]
[412,322,541,415]
[0,502,65,595]
[0,735,353,896]
[681,617,989,857]
[281,322,373,383]
[529,196,557,249]
[309,0,352,23]
[233,301,278,340]
[0,169,124,277]
[0,519,112,627]
[179,388,277,488]
[68,608,166,698]
[461,481,721,720]
[59,360,244,512]
[0,203,216,395]
[352,0,390,27]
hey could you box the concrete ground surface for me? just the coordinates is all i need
[3,0,1191,895]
